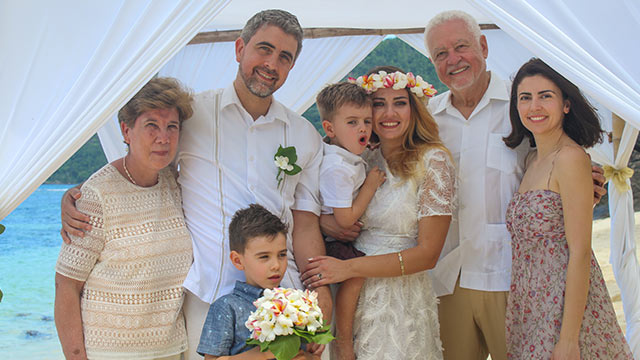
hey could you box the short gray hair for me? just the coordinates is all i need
[424,10,482,58]
[240,9,304,60]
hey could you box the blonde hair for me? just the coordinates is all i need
[368,66,450,180]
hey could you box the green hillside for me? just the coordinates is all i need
[46,134,107,184]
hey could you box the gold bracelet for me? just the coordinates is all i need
[397,252,405,276]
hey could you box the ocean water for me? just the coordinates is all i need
[0,184,73,359]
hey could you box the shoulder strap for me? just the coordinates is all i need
[546,147,565,189]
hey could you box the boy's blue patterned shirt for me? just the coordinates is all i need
[197,281,263,356]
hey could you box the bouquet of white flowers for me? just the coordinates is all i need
[245,287,334,360]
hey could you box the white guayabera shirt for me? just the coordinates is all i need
[177,84,323,303]
[428,72,530,296]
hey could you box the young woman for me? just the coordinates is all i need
[503,58,632,359]
[302,66,455,360]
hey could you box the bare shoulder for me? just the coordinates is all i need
[555,145,591,179]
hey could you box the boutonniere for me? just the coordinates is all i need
[274,145,302,188]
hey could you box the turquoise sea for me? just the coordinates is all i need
[0,184,74,359]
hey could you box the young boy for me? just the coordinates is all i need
[316,82,386,359]
[197,204,319,360]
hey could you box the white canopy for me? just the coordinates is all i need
[1,0,639,356]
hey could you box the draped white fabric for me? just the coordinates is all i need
[470,0,640,356]
[469,0,640,129]
[98,35,384,161]
[606,123,640,358]
[0,0,230,220]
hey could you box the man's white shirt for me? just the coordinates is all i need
[177,84,323,303]
[428,72,530,296]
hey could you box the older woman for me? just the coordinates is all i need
[54,78,194,360]
[302,66,456,360]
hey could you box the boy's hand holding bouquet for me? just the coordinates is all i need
[245,287,334,360]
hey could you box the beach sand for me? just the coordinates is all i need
[592,212,640,333]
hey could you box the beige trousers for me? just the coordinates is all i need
[183,289,211,360]
[438,278,508,360]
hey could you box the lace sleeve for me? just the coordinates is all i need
[417,148,457,218]
[55,184,106,281]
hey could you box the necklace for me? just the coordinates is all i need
[122,156,137,185]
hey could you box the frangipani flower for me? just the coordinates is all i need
[392,71,408,90]
[349,70,437,98]
[356,74,376,92]
[406,72,417,87]
[246,288,327,343]
[410,75,438,98]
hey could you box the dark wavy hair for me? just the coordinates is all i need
[503,58,604,149]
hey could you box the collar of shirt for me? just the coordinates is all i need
[322,138,365,168]
[220,83,290,127]
[233,281,264,303]
[430,71,509,117]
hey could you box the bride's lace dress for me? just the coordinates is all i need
[353,147,456,360]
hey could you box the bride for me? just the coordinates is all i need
[302,66,456,359]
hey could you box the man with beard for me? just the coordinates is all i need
[61,10,329,360]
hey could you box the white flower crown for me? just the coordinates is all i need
[348,70,437,98]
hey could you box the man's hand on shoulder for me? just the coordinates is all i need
[591,164,607,206]
[60,185,91,244]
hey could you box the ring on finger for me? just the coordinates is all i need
[317,273,322,279]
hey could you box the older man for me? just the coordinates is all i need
[424,10,605,360]
[61,10,330,360]
[424,11,526,360]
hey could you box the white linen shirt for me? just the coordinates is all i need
[428,72,530,296]
[319,142,366,215]
[177,84,323,303]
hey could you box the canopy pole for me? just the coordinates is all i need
[612,113,625,157]
[188,24,500,44]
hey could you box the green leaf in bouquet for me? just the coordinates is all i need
[246,338,270,352]
[292,328,314,343]
[269,334,301,360]
[0,288,3,302]
[0,224,5,235]
[308,329,336,345]
[293,325,335,345]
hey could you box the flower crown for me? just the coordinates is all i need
[348,70,437,98]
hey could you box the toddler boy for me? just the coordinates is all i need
[316,82,386,359]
